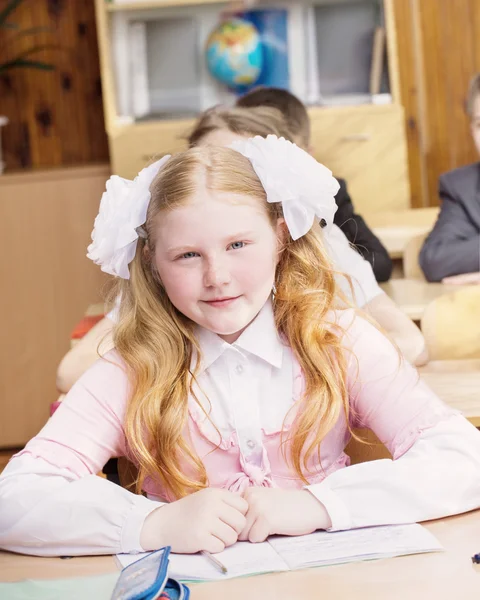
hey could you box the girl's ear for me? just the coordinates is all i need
[142,240,151,261]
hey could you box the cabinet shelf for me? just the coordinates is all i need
[95,0,410,213]
[106,0,225,12]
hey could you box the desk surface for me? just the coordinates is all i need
[373,224,431,259]
[380,278,466,321]
[419,366,480,427]
[1,511,479,598]
[369,207,439,259]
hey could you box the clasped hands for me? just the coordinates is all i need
[141,486,331,554]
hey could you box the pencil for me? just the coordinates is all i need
[201,550,228,574]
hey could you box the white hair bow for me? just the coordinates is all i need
[87,136,339,280]
[87,155,170,279]
[230,135,339,240]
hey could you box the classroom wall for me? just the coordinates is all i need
[0,165,110,448]
[0,0,109,170]
[393,0,480,208]
[2,1,479,208]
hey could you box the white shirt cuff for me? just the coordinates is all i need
[306,480,352,531]
[121,495,164,553]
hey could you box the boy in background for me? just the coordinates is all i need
[419,74,480,284]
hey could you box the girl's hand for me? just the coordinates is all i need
[442,272,480,285]
[239,488,332,543]
[140,488,248,553]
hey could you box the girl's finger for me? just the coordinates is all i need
[218,503,247,535]
[248,516,270,543]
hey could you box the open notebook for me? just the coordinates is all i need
[117,523,443,582]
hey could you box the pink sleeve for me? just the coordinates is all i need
[16,351,130,476]
[339,310,456,459]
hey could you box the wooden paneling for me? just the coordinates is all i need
[309,104,410,214]
[393,0,480,207]
[0,0,109,171]
[0,164,111,448]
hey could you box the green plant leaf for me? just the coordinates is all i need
[7,43,59,60]
[0,59,55,73]
[0,0,25,28]
[11,25,53,37]
[0,21,19,29]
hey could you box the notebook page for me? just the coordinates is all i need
[117,541,288,582]
[170,541,288,581]
[268,523,443,570]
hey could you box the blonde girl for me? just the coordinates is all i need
[1,136,478,557]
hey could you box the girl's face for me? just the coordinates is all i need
[153,188,283,343]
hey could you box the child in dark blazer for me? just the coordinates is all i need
[420,73,480,284]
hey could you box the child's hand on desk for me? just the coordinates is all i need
[239,488,332,543]
[140,488,248,553]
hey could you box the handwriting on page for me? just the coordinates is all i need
[268,524,443,570]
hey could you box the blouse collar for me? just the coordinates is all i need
[193,299,284,373]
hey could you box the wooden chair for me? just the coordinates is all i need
[421,287,480,360]
[403,233,427,280]
[345,430,391,465]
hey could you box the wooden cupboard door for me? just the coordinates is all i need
[109,120,192,179]
[0,166,110,448]
[309,105,410,215]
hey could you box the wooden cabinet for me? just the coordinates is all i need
[0,166,110,448]
[309,103,409,214]
[108,102,410,214]
[94,0,411,214]
[110,119,190,180]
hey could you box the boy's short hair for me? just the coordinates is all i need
[236,87,311,148]
[466,73,480,118]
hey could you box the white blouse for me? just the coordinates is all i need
[0,305,479,557]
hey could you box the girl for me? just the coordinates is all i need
[55,108,426,396]
[188,106,428,366]
[1,136,478,557]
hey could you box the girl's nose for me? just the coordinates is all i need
[203,257,231,288]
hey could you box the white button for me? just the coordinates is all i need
[236,364,244,375]
[247,439,256,449]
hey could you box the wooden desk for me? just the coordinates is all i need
[419,366,480,427]
[380,279,467,321]
[369,207,439,259]
[1,511,480,598]
[373,225,432,259]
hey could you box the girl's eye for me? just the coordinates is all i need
[229,241,246,250]
[179,252,199,260]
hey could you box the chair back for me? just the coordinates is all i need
[403,233,427,280]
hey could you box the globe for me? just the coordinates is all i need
[205,18,263,89]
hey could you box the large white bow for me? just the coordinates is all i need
[87,155,171,279]
[230,135,339,240]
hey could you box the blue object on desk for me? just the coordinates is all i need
[111,546,190,600]
[472,552,480,564]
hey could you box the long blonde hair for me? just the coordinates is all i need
[114,145,351,499]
